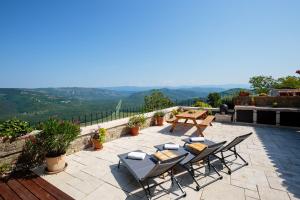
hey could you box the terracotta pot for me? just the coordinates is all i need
[45,154,66,173]
[156,117,164,126]
[239,92,250,97]
[92,139,103,150]
[130,126,140,136]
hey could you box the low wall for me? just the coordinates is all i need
[234,96,300,108]
[0,107,177,169]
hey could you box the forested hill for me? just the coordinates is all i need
[0,87,238,123]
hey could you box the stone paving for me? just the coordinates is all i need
[33,122,300,200]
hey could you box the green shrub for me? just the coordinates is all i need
[127,115,146,128]
[221,96,235,109]
[0,163,12,174]
[153,111,165,118]
[193,101,212,108]
[93,128,106,143]
[0,119,32,139]
[38,119,80,157]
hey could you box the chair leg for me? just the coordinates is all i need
[172,176,187,197]
[140,181,151,200]
[220,152,231,174]
[118,160,121,169]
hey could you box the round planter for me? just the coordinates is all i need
[45,154,67,173]
[130,126,140,136]
[239,92,250,97]
[92,139,103,150]
[156,117,164,126]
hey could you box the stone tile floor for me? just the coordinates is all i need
[33,123,300,200]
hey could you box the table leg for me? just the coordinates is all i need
[192,119,204,136]
[170,118,179,132]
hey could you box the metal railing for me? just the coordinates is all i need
[23,99,199,127]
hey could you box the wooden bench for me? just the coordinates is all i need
[199,115,215,127]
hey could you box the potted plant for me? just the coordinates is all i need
[127,115,146,136]
[259,93,268,96]
[153,111,165,126]
[91,128,106,150]
[239,90,250,97]
[39,119,80,173]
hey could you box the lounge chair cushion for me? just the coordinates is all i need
[118,152,156,181]
[153,150,181,161]
[186,143,207,154]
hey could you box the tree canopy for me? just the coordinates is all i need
[249,75,300,94]
[207,92,221,107]
[144,90,174,111]
[249,76,276,94]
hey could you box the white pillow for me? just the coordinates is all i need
[128,152,146,160]
[190,137,205,142]
[164,143,179,150]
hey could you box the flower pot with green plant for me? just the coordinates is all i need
[92,128,106,150]
[127,115,146,136]
[39,119,80,173]
[153,111,165,126]
[239,90,250,97]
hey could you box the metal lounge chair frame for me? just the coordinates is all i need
[118,152,188,200]
[181,141,226,191]
[213,132,253,174]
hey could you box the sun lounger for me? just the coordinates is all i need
[155,141,226,191]
[118,150,188,200]
[183,132,252,174]
[213,132,253,174]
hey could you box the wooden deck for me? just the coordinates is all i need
[0,171,74,200]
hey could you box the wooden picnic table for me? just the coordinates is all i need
[169,110,208,136]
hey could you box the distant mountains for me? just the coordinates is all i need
[0,86,246,124]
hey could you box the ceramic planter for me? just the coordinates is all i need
[45,154,66,173]
[92,139,103,150]
[130,126,140,136]
[156,117,164,126]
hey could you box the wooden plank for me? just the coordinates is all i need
[7,179,39,200]
[200,115,215,126]
[31,175,74,200]
[18,178,56,200]
[0,181,22,200]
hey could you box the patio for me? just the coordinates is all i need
[33,122,300,200]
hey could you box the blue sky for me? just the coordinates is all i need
[0,0,299,88]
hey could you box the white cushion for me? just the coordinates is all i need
[190,137,205,142]
[164,143,179,150]
[127,152,146,160]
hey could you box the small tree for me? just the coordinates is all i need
[207,93,221,108]
[144,91,174,111]
[275,76,300,89]
[249,76,276,94]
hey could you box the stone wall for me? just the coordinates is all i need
[234,96,300,108]
[1,107,177,169]
[0,138,26,168]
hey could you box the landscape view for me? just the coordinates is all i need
[1,1,300,200]
[0,86,244,124]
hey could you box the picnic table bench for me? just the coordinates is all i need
[167,110,215,136]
